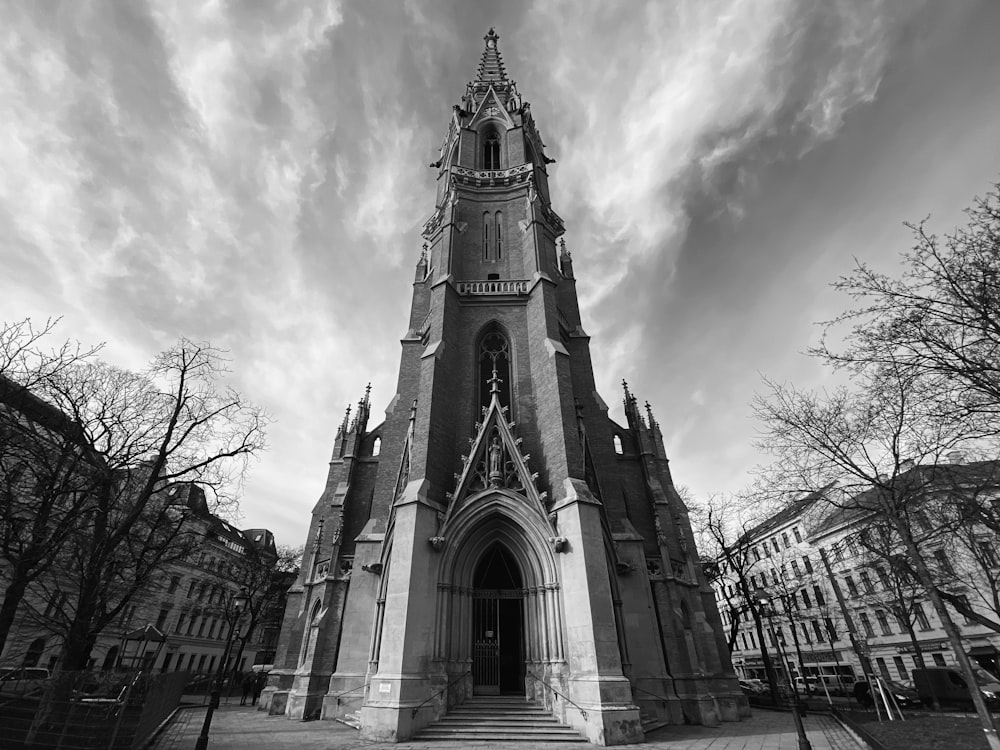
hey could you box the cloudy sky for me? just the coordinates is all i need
[3,1,1000,548]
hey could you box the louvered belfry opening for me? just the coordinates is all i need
[472,544,524,695]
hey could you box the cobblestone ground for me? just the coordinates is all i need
[150,704,865,750]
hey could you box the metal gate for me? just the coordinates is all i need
[473,595,500,694]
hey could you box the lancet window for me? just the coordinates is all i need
[479,329,511,412]
[483,131,501,169]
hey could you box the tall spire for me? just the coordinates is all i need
[477,28,507,84]
[464,28,520,112]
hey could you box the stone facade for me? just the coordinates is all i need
[265,29,746,745]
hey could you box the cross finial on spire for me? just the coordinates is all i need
[365,382,372,403]
[476,27,508,85]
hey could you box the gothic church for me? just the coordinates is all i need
[265,29,746,745]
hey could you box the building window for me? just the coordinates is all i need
[802,556,813,574]
[845,576,859,597]
[791,559,801,577]
[800,589,811,608]
[860,571,875,594]
[825,617,837,642]
[187,581,197,598]
[914,603,931,631]
[875,657,890,680]
[875,610,893,635]
[155,609,169,630]
[793,528,802,543]
[613,435,623,455]
[812,620,824,642]
[175,614,186,633]
[813,585,825,606]
[482,212,490,260]
[782,532,789,548]
[859,612,875,637]
[168,576,181,594]
[800,622,811,644]
[772,539,780,554]
[893,656,908,681]
[932,652,947,667]
[483,132,501,169]
[933,550,954,575]
[495,211,502,259]
[479,329,512,412]
[372,436,381,457]
[954,594,975,624]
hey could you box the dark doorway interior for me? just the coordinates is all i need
[473,544,525,695]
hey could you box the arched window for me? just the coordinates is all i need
[494,211,502,259]
[479,328,512,413]
[372,436,381,457]
[299,600,323,666]
[613,434,623,455]
[483,132,501,169]
[483,212,490,260]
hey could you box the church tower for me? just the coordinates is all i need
[265,29,747,745]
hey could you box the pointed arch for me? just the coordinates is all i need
[435,494,564,668]
[476,322,513,415]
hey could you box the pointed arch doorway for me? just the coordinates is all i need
[472,544,524,695]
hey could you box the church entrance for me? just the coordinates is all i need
[472,544,524,695]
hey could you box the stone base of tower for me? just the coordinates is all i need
[321,672,368,723]
[552,676,643,745]
[357,672,444,742]
[284,671,329,721]
[631,677,686,727]
[671,675,750,726]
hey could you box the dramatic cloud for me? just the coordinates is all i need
[2,0,998,545]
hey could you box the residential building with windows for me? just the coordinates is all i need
[713,459,1000,687]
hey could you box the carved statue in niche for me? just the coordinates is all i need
[488,436,503,487]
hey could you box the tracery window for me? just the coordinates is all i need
[479,330,511,412]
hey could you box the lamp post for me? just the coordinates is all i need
[755,589,812,750]
[195,588,250,750]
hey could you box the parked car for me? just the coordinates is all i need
[912,667,1000,709]
[854,679,921,708]
[0,667,50,697]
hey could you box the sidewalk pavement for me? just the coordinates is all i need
[150,704,865,750]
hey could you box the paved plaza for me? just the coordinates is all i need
[150,704,865,750]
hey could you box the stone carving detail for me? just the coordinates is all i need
[615,560,636,575]
[467,425,525,493]
[428,536,446,551]
[549,536,568,553]
[646,558,662,577]
[362,562,384,575]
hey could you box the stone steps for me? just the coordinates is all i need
[414,696,587,742]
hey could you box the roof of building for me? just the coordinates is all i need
[810,460,1000,538]
[735,484,835,548]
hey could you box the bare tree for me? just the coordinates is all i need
[755,359,1000,746]
[0,319,105,656]
[815,181,1000,430]
[0,320,268,670]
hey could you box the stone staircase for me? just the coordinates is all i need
[413,695,588,742]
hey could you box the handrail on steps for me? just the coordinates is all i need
[334,682,368,704]
[410,671,471,718]
[527,671,588,720]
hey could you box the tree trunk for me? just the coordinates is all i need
[753,609,780,702]
[0,573,30,656]
[899,524,1000,750]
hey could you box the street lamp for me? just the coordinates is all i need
[195,588,250,750]
[754,589,813,750]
